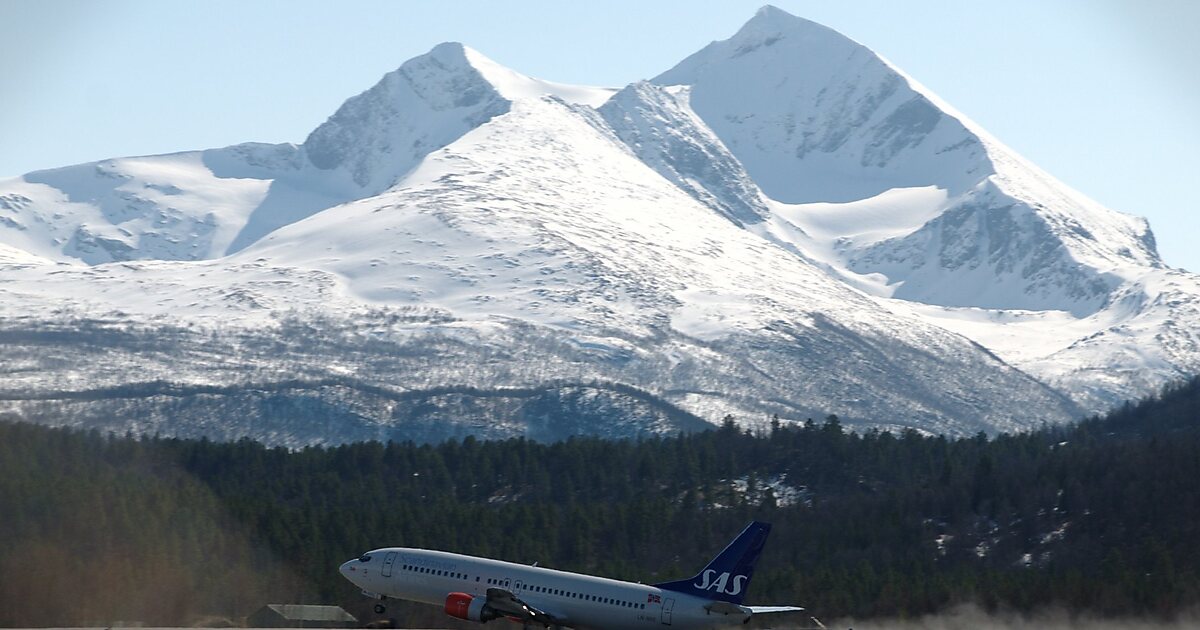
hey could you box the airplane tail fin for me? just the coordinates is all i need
[653,521,771,604]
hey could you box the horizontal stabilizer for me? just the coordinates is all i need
[747,605,805,614]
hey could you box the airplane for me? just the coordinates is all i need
[339,521,804,629]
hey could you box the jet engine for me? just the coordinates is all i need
[444,592,501,623]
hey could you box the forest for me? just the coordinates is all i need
[0,376,1197,627]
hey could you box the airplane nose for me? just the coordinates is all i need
[339,559,359,581]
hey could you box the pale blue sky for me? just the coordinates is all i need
[2,0,1197,271]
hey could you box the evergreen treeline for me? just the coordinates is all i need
[1,377,1198,627]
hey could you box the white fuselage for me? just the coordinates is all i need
[340,547,750,630]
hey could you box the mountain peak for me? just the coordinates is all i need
[732,5,853,52]
[425,40,470,63]
[300,42,511,193]
[300,41,615,194]
[652,7,988,205]
[458,44,616,107]
[746,4,830,31]
[754,4,789,18]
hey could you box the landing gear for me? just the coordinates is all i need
[374,603,386,615]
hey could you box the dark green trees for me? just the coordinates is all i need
[1,376,1198,626]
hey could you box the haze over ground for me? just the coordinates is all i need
[1,0,1197,271]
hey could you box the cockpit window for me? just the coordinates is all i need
[359,554,372,562]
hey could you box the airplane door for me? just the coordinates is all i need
[382,552,397,578]
[513,579,524,595]
[660,598,674,625]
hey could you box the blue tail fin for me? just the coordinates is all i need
[653,521,771,604]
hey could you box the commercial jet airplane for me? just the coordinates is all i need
[339,521,804,629]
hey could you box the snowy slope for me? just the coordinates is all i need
[0,44,613,266]
[651,5,1197,411]
[654,6,989,206]
[598,82,769,226]
[0,88,1082,439]
[652,6,1159,315]
[239,93,1081,434]
[0,242,54,266]
[1,7,1197,444]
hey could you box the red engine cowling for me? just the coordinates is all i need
[444,592,500,623]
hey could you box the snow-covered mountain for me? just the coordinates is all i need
[1,6,1195,445]
[651,6,1199,411]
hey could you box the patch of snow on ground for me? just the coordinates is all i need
[730,474,811,508]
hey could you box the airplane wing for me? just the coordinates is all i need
[484,587,564,626]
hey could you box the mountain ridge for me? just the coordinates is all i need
[0,6,1195,444]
